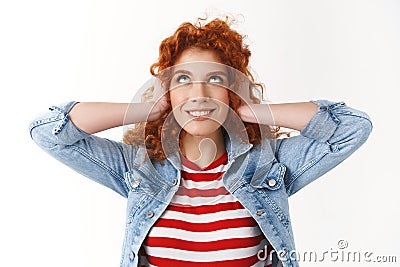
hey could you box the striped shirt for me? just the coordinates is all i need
[139,150,273,266]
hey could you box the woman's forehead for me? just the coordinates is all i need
[171,61,228,76]
[174,48,222,64]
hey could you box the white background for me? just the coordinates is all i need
[1,0,399,266]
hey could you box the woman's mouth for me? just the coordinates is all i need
[186,109,215,121]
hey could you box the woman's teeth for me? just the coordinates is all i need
[188,110,212,117]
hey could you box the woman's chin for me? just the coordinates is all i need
[181,121,223,137]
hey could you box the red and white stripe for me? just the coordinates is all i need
[139,151,273,267]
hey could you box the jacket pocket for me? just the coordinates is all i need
[125,171,143,192]
[124,169,163,197]
[249,160,286,191]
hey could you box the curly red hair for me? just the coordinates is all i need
[123,16,279,161]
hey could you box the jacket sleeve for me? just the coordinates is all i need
[29,101,137,198]
[275,100,373,196]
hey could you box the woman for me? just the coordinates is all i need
[29,17,372,267]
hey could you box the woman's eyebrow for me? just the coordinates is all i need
[207,70,228,77]
[170,69,228,78]
[172,69,192,76]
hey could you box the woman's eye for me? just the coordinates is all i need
[177,75,190,83]
[208,76,223,84]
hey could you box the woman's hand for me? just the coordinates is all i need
[237,102,254,123]
[146,81,169,121]
[237,101,274,125]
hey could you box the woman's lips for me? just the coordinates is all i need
[185,109,215,121]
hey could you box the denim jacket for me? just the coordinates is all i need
[29,99,372,267]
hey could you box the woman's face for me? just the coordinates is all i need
[168,48,230,137]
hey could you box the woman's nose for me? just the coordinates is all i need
[189,82,209,101]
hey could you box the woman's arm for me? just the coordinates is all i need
[238,100,373,196]
[237,102,319,131]
[29,100,157,197]
[29,83,168,197]
[68,102,152,134]
[67,83,168,134]
[68,85,169,134]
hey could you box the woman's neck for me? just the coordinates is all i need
[180,128,226,169]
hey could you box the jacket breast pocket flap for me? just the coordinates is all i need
[250,160,286,191]
[124,169,159,194]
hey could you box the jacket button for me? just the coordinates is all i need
[256,209,265,216]
[129,251,135,260]
[172,178,178,185]
[146,211,154,218]
[268,179,276,187]
[131,180,141,188]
